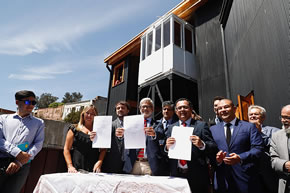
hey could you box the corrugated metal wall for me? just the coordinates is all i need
[223,0,290,127]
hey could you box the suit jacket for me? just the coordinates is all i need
[123,119,163,175]
[102,118,124,173]
[166,119,218,193]
[270,128,289,193]
[210,119,263,193]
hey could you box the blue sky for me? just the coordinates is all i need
[0,0,181,111]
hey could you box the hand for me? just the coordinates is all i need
[166,137,176,150]
[93,161,102,173]
[284,161,290,172]
[216,150,227,164]
[89,131,96,141]
[190,135,204,148]
[6,162,20,175]
[223,153,241,165]
[16,151,31,164]
[68,165,77,173]
[115,128,124,138]
[145,127,155,137]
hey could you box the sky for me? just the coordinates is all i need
[0,0,181,111]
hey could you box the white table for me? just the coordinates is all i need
[33,172,191,193]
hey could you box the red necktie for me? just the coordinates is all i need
[137,119,147,158]
[179,121,187,166]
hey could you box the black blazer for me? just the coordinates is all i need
[166,119,218,192]
[102,118,124,173]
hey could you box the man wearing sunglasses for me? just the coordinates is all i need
[0,90,45,193]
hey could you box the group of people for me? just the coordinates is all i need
[62,95,290,193]
[1,90,290,193]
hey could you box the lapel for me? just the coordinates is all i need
[217,122,228,150]
[280,131,289,160]
[229,119,242,148]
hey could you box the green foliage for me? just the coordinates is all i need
[64,111,81,124]
[62,92,83,103]
[48,102,64,108]
[36,93,58,109]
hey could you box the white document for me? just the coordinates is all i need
[123,115,146,149]
[92,116,112,148]
[168,126,194,161]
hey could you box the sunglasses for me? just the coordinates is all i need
[20,100,37,106]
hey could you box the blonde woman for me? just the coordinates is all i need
[63,105,106,173]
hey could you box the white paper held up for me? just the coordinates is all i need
[92,116,112,148]
[123,115,146,149]
[168,126,194,160]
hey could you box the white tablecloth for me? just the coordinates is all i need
[33,172,191,193]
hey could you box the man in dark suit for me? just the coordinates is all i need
[210,99,263,193]
[122,98,162,175]
[154,101,177,175]
[165,98,218,193]
[209,96,225,126]
[101,101,130,174]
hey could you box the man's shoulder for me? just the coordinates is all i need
[271,128,285,138]
[31,115,45,124]
[262,125,280,132]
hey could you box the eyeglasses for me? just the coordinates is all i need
[176,105,190,111]
[20,100,37,106]
[280,116,290,121]
[141,105,152,109]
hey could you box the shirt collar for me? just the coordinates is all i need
[13,113,33,120]
[163,118,172,124]
[179,118,192,126]
[223,117,236,126]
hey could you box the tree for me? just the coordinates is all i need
[62,92,83,103]
[48,102,64,108]
[36,93,58,109]
[64,111,81,124]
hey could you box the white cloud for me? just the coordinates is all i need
[0,1,149,56]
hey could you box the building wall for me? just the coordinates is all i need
[194,0,226,122]
[35,106,64,121]
[223,0,289,127]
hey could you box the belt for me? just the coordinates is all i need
[177,167,188,174]
[136,158,148,162]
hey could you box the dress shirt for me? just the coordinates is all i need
[223,118,237,137]
[0,113,45,160]
[162,118,173,130]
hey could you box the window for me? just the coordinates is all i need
[147,31,153,56]
[163,20,170,48]
[155,25,161,51]
[141,37,146,61]
[112,61,125,87]
[185,28,192,53]
[174,21,181,48]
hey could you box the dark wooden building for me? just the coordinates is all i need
[104,0,289,127]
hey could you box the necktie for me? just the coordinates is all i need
[179,121,187,166]
[137,119,147,158]
[163,120,168,130]
[226,123,232,146]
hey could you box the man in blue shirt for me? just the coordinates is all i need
[0,90,45,193]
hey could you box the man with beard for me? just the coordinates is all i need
[101,101,130,173]
[270,104,290,193]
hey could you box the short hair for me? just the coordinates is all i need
[213,96,225,103]
[162,101,174,109]
[282,104,290,112]
[15,90,36,100]
[175,98,193,109]
[139,98,154,108]
[115,101,130,111]
[248,105,266,117]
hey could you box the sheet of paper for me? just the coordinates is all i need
[123,115,146,149]
[92,116,112,148]
[168,126,194,161]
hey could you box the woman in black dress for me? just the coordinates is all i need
[63,105,106,173]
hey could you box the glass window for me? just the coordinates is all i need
[112,61,125,87]
[147,31,153,56]
[141,37,146,60]
[185,28,192,53]
[163,20,170,48]
[155,25,161,51]
[174,21,181,47]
